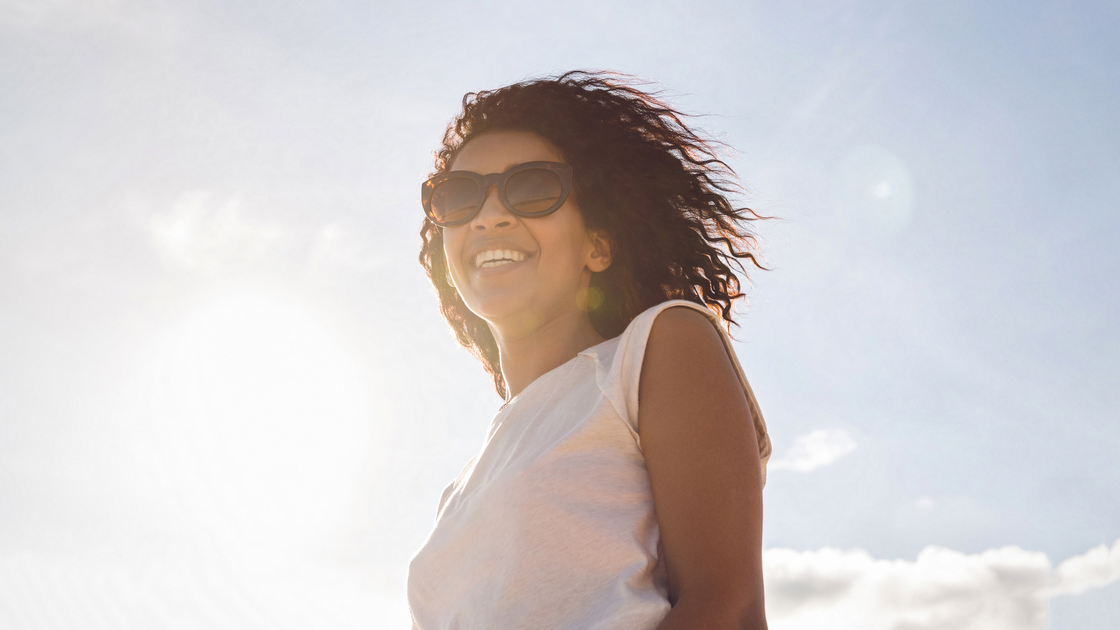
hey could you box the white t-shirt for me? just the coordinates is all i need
[407,299,771,629]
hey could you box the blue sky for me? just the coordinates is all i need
[1,1,1118,628]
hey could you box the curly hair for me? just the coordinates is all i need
[419,71,766,399]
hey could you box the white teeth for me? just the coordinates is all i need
[474,249,527,268]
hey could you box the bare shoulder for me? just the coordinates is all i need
[640,302,752,434]
[648,303,721,340]
[641,305,739,406]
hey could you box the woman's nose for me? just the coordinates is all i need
[470,184,517,231]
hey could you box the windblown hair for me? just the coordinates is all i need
[419,71,766,398]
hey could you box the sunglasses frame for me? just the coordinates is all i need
[421,161,574,227]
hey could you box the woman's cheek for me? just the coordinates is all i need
[443,232,465,287]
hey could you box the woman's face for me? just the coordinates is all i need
[442,130,610,337]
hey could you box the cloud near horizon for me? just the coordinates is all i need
[769,428,858,473]
[764,538,1120,630]
[4,536,1115,629]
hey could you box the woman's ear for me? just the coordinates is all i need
[587,229,612,273]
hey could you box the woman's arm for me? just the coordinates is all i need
[639,306,768,630]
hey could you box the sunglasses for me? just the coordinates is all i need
[421,161,573,227]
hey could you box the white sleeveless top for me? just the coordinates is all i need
[407,300,771,629]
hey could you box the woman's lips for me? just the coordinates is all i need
[471,252,533,278]
[474,248,528,268]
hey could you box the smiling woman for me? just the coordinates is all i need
[409,72,773,630]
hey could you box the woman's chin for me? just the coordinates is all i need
[463,292,535,326]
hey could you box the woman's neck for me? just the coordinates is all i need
[492,308,606,400]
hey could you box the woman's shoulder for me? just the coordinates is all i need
[645,301,721,339]
[609,299,720,357]
[640,302,735,397]
[592,301,732,435]
[627,299,718,331]
[605,299,725,374]
[623,299,772,480]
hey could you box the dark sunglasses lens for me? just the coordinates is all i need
[506,169,564,215]
[430,178,481,224]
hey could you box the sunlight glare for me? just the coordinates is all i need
[154,288,382,554]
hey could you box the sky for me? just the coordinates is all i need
[1,0,1118,628]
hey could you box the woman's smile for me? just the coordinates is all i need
[469,248,534,281]
[461,238,538,286]
[475,249,527,269]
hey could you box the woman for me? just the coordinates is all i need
[408,71,772,629]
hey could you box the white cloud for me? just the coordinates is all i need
[764,539,1120,630]
[143,191,389,277]
[148,191,285,273]
[769,428,857,473]
[1050,538,1120,597]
